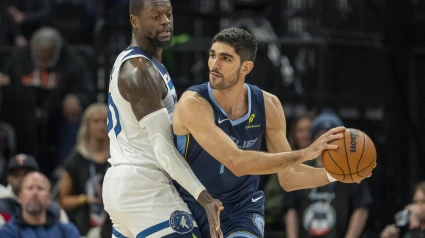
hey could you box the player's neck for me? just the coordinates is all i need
[130,36,163,62]
[213,82,247,118]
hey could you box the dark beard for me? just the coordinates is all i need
[210,67,240,90]
[147,32,173,48]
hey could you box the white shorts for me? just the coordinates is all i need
[102,165,200,238]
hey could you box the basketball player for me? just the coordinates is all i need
[102,0,223,237]
[172,28,369,237]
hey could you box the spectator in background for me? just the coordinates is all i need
[5,0,52,39]
[0,153,68,227]
[0,172,79,237]
[264,112,315,229]
[0,27,95,175]
[283,109,373,238]
[381,181,425,238]
[59,103,109,236]
[288,113,316,151]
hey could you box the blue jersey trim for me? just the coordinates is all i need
[207,83,252,126]
[176,135,187,157]
[123,46,168,76]
[112,228,128,238]
[136,220,169,238]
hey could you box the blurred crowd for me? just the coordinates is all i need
[0,0,423,237]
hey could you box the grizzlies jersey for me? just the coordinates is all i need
[107,46,177,167]
[176,82,266,209]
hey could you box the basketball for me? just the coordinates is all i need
[322,128,377,183]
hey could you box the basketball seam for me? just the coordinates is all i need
[344,130,354,182]
[327,156,375,176]
[357,157,376,177]
[356,132,367,177]
[326,149,345,181]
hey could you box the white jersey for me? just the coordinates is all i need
[107,46,178,168]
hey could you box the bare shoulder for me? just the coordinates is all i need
[176,90,212,112]
[262,90,282,112]
[262,90,286,129]
[173,90,214,135]
[118,57,164,101]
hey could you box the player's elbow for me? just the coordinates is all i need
[217,150,245,177]
[279,181,295,192]
[224,155,246,177]
[227,162,246,177]
[278,171,296,192]
[231,167,246,177]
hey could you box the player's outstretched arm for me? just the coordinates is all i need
[173,91,344,177]
[119,60,224,238]
[262,91,340,191]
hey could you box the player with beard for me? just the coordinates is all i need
[102,0,223,237]
[172,28,349,237]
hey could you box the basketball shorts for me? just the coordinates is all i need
[188,191,265,238]
[103,165,202,238]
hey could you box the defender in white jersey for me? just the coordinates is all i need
[102,0,223,237]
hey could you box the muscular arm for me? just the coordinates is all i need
[172,91,326,177]
[344,207,369,238]
[263,92,333,191]
[118,58,207,200]
[119,58,166,120]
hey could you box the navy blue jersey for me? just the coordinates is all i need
[175,82,266,209]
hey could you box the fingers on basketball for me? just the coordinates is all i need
[322,128,377,183]
[326,143,339,150]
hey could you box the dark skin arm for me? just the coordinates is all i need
[118,58,223,237]
[118,57,167,120]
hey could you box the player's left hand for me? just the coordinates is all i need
[197,190,224,238]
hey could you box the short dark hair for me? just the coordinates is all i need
[129,0,145,15]
[212,28,257,62]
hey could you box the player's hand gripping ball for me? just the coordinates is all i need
[323,128,377,183]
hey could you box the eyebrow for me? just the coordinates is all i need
[209,50,235,59]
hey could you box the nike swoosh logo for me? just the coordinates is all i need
[218,118,229,124]
[252,196,263,202]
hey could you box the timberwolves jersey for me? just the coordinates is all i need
[176,82,266,208]
[107,46,177,167]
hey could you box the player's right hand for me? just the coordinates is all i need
[305,126,346,160]
[197,190,224,238]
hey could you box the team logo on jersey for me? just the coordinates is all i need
[169,210,194,234]
[246,114,260,129]
[252,214,265,237]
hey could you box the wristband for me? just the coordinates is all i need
[327,173,337,182]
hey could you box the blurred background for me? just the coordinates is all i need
[0,0,424,237]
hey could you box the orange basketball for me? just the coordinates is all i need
[322,128,377,183]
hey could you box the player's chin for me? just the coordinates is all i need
[209,75,223,82]
[156,39,172,48]
[209,78,222,89]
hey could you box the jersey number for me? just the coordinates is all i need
[107,93,122,136]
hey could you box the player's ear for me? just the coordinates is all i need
[130,14,139,30]
[240,61,254,76]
